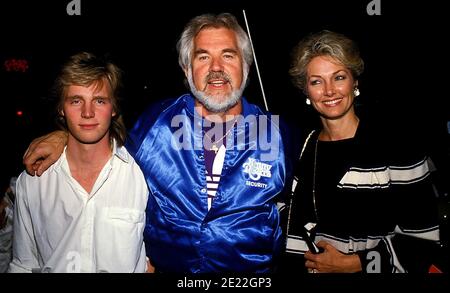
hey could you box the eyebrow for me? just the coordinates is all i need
[193,48,239,56]
[66,95,82,100]
[222,48,238,54]
[66,95,110,100]
[309,69,348,78]
[194,49,208,56]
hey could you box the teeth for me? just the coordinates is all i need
[209,80,226,85]
[323,98,342,105]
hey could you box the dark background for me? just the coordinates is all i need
[0,0,449,277]
[1,0,448,191]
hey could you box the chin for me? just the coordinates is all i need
[73,134,105,145]
[320,111,348,120]
[79,139,103,145]
[207,94,229,103]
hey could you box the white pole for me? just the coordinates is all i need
[242,10,269,112]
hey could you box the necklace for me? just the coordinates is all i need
[203,118,237,154]
[313,118,359,219]
[312,135,320,222]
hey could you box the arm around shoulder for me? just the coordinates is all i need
[23,130,68,176]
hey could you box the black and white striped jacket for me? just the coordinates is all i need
[282,119,440,273]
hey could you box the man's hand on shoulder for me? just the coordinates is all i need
[23,131,68,176]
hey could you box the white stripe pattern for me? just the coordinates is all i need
[338,157,430,189]
[207,183,219,189]
[207,145,226,210]
[394,225,440,241]
[287,233,384,254]
[286,235,309,254]
[287,224,439,272]
[206,175,220,182]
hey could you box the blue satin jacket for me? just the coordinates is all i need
[127,94,286,272]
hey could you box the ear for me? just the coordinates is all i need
[112,111,117,117]
[183,67,189,78]
[354,80,359,88]
[59,109,65,117]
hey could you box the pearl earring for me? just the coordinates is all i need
[353,88,360,97]
[306,99,311,105]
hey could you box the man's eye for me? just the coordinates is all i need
[95,99,107,104]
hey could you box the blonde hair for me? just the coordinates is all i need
[290,30,364,91]
[54,52,126,146]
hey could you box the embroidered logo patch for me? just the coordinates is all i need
[243,158,272,181]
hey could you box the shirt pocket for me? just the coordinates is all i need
[107,207,145,224]
[96,207,145,272]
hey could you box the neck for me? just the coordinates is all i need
[66,135,112,168]
[195,100,242,123]
[319,110,360,141]
[66,134,112,193]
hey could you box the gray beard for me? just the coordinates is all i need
[187,70,244,113]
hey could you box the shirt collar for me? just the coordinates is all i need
[54,138,129,173]
[113,139,130,163]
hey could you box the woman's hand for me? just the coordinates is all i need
[304,240,362,273]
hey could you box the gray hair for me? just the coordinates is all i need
[290,30,364,91]
[177,13,253,85]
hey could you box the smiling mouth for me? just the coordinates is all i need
[207,79,228,87]
[322,98,343,106]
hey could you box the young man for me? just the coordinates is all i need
[10,52,148,273]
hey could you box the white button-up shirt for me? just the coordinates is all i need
[9,141,149,273]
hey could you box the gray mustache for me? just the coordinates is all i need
[205,71,231,83]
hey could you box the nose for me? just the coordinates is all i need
[324,82,336,96]
[81,103,94,119]
[323,82,336,96]
[210,57,224,72]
